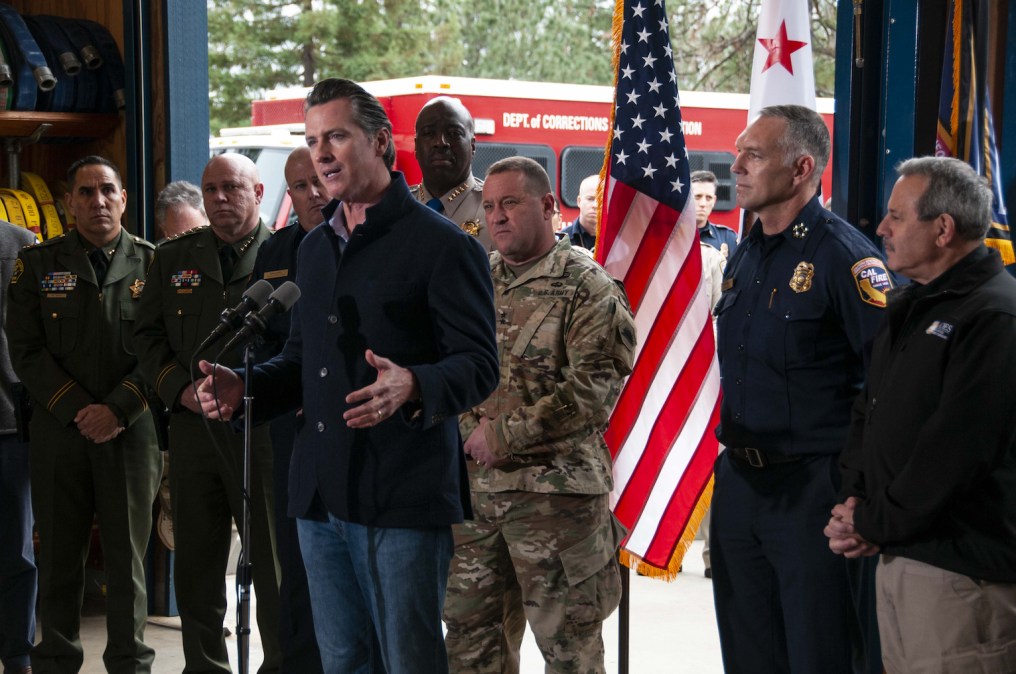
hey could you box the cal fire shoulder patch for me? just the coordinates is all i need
[851,257,892,308]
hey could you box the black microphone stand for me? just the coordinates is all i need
[236,342,256,674]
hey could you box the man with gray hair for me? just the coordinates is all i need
[154,180,207,239]
[826,156,1016,674]
[712,104,891,673]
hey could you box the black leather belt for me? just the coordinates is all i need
[730,446,804,468]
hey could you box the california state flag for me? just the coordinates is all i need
[748,0,817,121]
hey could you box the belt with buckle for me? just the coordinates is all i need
[730,446,803,468]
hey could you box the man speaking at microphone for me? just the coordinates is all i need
[195,78,498,674]
[133,154,282,673]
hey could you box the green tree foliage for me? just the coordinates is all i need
[208,1,305,132]
[670,0,837,95]
[208,0,836,134]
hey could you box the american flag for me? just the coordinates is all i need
[596,0,721,578]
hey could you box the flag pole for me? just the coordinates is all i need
[618,561,630,674]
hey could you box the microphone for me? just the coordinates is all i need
[223,281,302,352]
[198,279,274,352]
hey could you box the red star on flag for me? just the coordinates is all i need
[757,19,808,74]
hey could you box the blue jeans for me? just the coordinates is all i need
[297,514,453,674]
[0,433,36,671]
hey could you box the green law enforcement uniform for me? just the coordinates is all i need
[133,224,281,674]
[7,229,161,674]
[411,174,493,251]
[444,238,636,674]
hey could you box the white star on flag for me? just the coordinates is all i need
[595,0,720,579]
[748,0,817,122]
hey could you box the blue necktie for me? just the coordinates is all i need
[426,197,444,213]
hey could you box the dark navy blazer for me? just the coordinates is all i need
[251,173,498,527]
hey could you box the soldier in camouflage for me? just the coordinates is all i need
[444,156,636,674]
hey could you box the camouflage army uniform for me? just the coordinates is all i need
[410,174,492,251]
[444,238,636,674]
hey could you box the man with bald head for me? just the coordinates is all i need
[134,153,282,673]
[411,96,493,250]
[560,174,599,250]
[247,145,326,672]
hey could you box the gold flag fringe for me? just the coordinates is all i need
[985,237,1015,265]
[619,475,714,582]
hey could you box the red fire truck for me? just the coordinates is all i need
[213,76,834,231]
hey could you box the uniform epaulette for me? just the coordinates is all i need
[131,234,156,249]
[25,233,65,249]
[158,225,210,246]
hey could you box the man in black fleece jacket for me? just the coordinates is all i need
[826,156,1016,674]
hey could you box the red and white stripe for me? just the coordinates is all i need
[597,177,721,570]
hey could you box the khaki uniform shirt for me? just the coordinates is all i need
[410,174,492,251]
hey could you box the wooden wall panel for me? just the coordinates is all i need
[150,1,167,195]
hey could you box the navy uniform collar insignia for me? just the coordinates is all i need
[792,222,808,239]
[789,261,814,293]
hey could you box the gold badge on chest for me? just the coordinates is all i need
[789,262,814,293]
[461,220,481,237]
[130,278,145,299]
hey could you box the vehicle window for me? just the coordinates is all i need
[474,143,557,194]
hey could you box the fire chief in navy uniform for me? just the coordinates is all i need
[711,105,892,674]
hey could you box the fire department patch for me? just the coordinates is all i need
[851,257,892,308]
[41,271,77,292]
[171,270,201,288]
